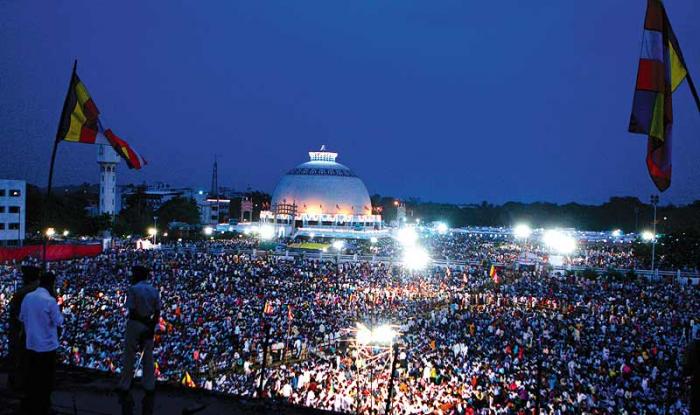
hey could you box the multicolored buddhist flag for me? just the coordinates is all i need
[56,61,146,169]
[263,300,274,315]
[489,265,500,284]
[629,0,691,191]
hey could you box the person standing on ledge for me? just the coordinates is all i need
[19,271,63,415]
[117,265,161,414]
[8,265,40,391]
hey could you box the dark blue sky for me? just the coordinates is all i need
[1,1,699,204]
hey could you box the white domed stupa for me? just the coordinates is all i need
[260,146,385,239]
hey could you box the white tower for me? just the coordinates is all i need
[97,145,120,215]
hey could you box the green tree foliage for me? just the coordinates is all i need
[156,197,200,226]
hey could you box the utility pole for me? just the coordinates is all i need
[384,342,400,415]
[650,194,659,271]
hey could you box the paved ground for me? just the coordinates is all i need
[0,364,335,415]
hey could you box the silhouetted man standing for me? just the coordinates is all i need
[117,265,160,415]
[19,271,63,415]
[8,265,40,391]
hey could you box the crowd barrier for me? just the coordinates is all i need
[0,243,103,263]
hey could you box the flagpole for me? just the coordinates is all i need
[42,59,77,269]
[685,71,700,113]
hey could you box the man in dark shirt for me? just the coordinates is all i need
[7,265,40,391]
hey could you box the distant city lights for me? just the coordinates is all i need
[513,224,532,239]
[542,229,576,255]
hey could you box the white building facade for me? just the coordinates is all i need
[0,179,26,246]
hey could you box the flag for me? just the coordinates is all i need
[287,304,294,321]
[629,0,689,191]
[103,128,147,169]
[57,69,100,144]
[263,300,274,315]
[489,265,500,284]
[56,62,147,169]
[181,371,196,388]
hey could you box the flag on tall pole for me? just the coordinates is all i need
[56,61,147,169]
[628,0,700,191]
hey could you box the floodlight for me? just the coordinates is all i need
[309,232,316,239]
[203,226,214,236]
[513,224,532,239]
[611,229,622,238]
[332,240,345,251]
[45,228,56,237]
[436,222,448,235]
[403,245,431,270]
[641,230,655,241]
[371,325,396,345]
[259,225,275,240]
[542,229,576,255]
[370,237,378,244]
[62,230,70,237]
[396,227,418,247]
[147,227,158,236]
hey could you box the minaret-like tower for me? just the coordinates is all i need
[97,144,120,215]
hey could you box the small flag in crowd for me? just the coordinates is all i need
[263,300,274,315]
[628,0,698,191]
[287,304,294,321]
[489,265,500,284]
[56,61,147,169]
[181,371,196,388]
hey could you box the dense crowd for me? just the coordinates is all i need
[1,236,698,414]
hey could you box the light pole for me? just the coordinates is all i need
[650,195,659,271]
[384,342,400,415]
[153,216,158,245]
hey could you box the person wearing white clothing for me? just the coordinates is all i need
[19,272,63,415]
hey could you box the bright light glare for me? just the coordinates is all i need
[611,229,622,238]
[436,222,448,235]
[62,230,70,237]
[370,237,378,244]
[259,225,275,240]
[356,323,372,345]
[355,323,396,345]
[332,240,345,251]
[396,227,418,247]
[513,224,532,239]
[147,227,158,236]
[309,232,316,239]
[203,226,214,236]
[46,228,56,237]
[403,245,431,270]
[641,230,655,241]
[542,229,576,254]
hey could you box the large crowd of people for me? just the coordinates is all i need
[1,234,698,414]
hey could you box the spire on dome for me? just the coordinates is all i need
[309,145,338,162]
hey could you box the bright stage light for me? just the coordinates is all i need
[355,323,396,346]
[332,240,345,251]
[542,229,576,255]
[513,224,532,239]
[396,227,418,247]
[641,230,655,241]
[403,245,431,270]
[203,226,214,236]
[259,225,275,240]
[436,222,448,235]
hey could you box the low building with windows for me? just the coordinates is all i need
[0,179,26,246]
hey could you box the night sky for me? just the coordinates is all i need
[1,1,699,205]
